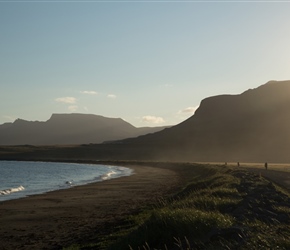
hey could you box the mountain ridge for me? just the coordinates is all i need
[0,113,169,146]
[115,80,290,162]
[2,80,290,163]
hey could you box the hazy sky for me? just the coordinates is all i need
[1,1,290,127]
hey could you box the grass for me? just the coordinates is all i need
[92,165,240,249]
[242,219,290,249]
[64,163,290,250]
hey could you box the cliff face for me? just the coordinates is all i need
[121,80,290,162]
[0,113,168,145]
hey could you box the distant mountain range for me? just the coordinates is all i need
[0,114,169,145]
[2,80,290,163]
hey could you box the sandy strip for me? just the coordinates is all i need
[0,164,182,250]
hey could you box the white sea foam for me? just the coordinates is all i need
[0,161,133,202]
[0,185,25,195]
[101,170,117,180]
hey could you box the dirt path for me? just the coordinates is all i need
[244,167,290,191]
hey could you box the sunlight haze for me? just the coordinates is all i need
[1,1,290,127]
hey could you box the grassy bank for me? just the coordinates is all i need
[64,163,290,250]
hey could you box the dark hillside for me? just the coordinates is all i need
[0,113,168,145]
[118,80,290,162]
[2,81,290,163]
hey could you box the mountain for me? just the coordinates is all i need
[0,113,169,145]
[115,80,290,162]
[2,80,290,163]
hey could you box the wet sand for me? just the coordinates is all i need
[0,163,183,250]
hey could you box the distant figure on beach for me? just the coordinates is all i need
[237,162,240,167]
[265,162,268,170]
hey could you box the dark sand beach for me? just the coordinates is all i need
[0,163,184,250]
[2,161,290,250]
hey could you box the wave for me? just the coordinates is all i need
[0,185,25,196]
[100,170,117,180]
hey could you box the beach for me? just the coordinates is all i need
[0,163,183,250]
[2,161,290,250]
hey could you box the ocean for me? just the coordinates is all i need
[0,161,132,202]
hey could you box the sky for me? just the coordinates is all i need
[1,0,290,127]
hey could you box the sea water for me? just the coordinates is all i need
[0,161,132,202]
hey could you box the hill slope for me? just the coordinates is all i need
[2,81,290,163]
[118,80,290,162]
[0,113,168,145]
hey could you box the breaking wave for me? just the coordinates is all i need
[100,170,117,180]
[0,161,133,202]
[0,185,25,196]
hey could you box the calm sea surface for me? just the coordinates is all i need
[0,161,132,202]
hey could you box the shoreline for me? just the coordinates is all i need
[0,160,134,203]
[2,159,290,249]
[0,161,185,250]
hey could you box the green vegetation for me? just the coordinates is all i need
[64,164,290,250]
